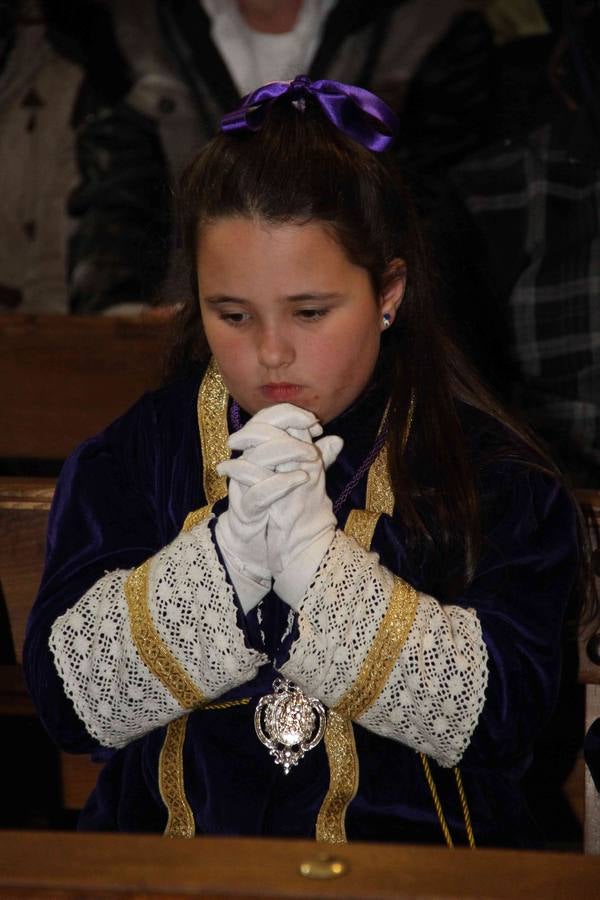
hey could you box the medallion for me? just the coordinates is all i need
[254,678,326,773]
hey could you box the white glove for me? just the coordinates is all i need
[215,405,321,614]
[227,406,343,610]
[214,457,306,614]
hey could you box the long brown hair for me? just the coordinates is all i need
[166,97,589,606]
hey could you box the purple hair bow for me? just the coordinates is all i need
[220,75,398,152]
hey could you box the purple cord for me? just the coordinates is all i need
[230,400,242,432]
[229,399,388,514]
[333,420,388,513]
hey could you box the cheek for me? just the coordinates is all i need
[317,316,379,374]
[203,320,245,369]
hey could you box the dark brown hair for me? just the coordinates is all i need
[166,97,590,608]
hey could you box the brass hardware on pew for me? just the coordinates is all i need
[299,854,348,879]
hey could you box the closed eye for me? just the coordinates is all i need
[295,308,329,321]
[219,311,250,326]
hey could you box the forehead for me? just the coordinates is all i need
[196,216,367,290]
[197,216,337,255]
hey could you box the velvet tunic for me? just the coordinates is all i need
[23,367,578,847]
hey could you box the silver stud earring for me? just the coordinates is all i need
[382,313,391,329]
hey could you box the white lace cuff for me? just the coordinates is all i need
[279,530,488,767]
[49,516,268,748]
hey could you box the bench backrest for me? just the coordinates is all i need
[0,313,168,460]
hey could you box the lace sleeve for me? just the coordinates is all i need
[49,515,267,748]
[278,530,488,767]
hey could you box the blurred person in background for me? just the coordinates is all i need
[66,0,497,313]
[0,0,84,314]
[437,0,600,487]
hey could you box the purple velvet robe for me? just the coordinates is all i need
[23,368,578,846]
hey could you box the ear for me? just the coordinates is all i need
[379,258,406,329]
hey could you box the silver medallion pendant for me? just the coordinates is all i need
[254,678,326,774]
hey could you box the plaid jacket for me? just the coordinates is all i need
[442,109,600,486]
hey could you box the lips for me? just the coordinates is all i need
[260,383,304,402]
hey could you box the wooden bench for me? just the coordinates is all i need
[0,476,100,814]
[0,313,168,462]
[1,831,599,898]
[1,475,600,845]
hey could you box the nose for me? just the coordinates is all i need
[256,323,295,370]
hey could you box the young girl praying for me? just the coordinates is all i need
[24,77,580,847]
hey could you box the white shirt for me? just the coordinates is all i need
[200,0,336,97]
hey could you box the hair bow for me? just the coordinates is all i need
[220,75,398,152]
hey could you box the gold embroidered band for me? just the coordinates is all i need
[315,576,418,842]
[160,717,195,838]
[316,417,418,844]
[198,357,230,505]
[314,392,419,843]
[341,411,396,548]
[182,504,213,533]
[124,561,205,709]
[316,711,359,843]
[159,701,251,839]
[343,509,380,551]
[158,361,231,836]
[340,419,394,565]
[364,443,394,516]
[126,360,231,709]
[336,578,418,721]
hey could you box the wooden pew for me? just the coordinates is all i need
[0,310,169,814]
[0,313,168,462]
[0,477,54,669]
[1,831,599,898]
[1,474,600,843]
[0,476,100,814]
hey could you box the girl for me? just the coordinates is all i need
[24,77,580,847]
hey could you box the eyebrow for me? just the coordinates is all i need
[287,292,344,302]
[203,295,245,306]
[203,292,344,305]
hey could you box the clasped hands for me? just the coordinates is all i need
[215,404,343,613]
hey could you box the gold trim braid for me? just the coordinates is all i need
[182,504,213,533]
[335,578,418,721]
[343,509,380,551]
[316,575,418,843]
[341,420,394,560]
[127,360,231,711]
[339,410,396,549]
[364,443,394,516]
[316,390,475,848]
[124,561,205,709]
[160,717,195,838]
[316,421,419,844]
[198,357,230,505]
[158,361,231,837]
[316,711,359,843]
